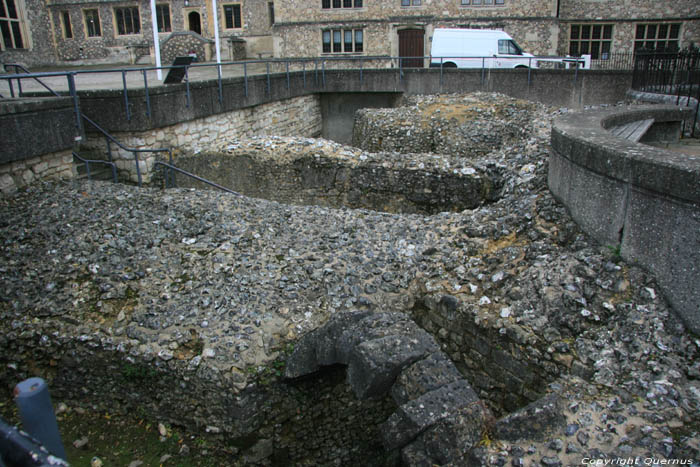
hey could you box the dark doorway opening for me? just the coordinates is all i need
[188,11,201,35]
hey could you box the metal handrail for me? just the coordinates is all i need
[0,416,67,467]
[154,161,242,196]
[72,151,118,183]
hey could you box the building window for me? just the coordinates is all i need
[115,6,140,35]
[61,11,73,39]
[268,2,274,26]
[0,0,25,49]
[401,0,421,5]
[322,0,362,9]
[569,24,613,59]
[84,9,101,37]
[223,4,241,29]
[156,4,171,32]
[634,23,681,52]
[322,28,363,53]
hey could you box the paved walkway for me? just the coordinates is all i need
[0,61,271,94]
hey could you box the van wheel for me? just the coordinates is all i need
[443,62,457,68]
[515,65,529,69]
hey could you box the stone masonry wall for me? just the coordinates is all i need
[81,94,322,183]
[0,150,74,195]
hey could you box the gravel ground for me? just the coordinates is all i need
[1,93,698,465]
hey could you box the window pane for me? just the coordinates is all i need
[413,0,421,4]
[10,16,21,46]
[592,25,601,40]
[224,5,233,28]
[333,29,341,52]
[344,29,352,52]
[473,0,481,4]
[656,41,666,50]
[0,2,6,18]
[332,0,340,7]
[569,41,578,56]
[601,41,611,55]
[355,29,363,52]
[646,24,656,39]
[0,20,12,47]
[354,0,362,6]
[322,30,330,52]
[669,24,680,39]
[635,24,645,40]
[343,0,351,7]
[63,11,72,38]
[401,0,409,5]
[484,0,493,4]
[590,42,599,59]
[603,25,612,39]
[581,25,590,39]
[658,24,668,39]
[580,41,589,54]
[495,0,504,4]
[462,0,470,4]
[322,0,330,8]
[234,5,241,27]
[6,0,17,19]
[570,25,579,40]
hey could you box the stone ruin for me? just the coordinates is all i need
[1,93,699,465]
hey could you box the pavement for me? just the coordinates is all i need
[0,61,271,94]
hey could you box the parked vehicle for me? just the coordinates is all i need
[429,28,537,69]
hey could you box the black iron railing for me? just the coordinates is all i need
[632,47,700,136]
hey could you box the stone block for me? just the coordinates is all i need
[415,401,491,464]
[381,379,480,451]
[314,309,373,366]
[283,329,322,379]
[334,311,416,365]
[346,331,440,399]
[493,393,565,442]
[391,352,463,405]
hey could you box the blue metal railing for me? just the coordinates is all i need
[0,416,68,467]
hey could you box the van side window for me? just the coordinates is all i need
[498,39,522,55]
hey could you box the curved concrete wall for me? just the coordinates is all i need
[549,105,699,334]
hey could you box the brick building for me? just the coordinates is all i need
[1,0,698,67]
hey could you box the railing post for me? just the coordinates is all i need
[314,59,319,86]
[105,136,113,163]
[134,151,142,187]
[322,60,326,87]
[481,57,486,86]
[122,71,131,121]
[67,72,84,138]
[185,66,191,107]
[143,69,151,118]
[266,61,271,95]
[440,57,444,87]
[244,62,249,97]
[303,61,307,89]
[527,57,532,95]
[8,76,15,98]
[286,61,290,90]
[360,58,363,84]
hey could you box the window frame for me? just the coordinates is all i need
[60,10,73,39]
[322,27,363,54]
[569,23,613,60]
[114,5,140,36]
[634,22,681,52]
[461,0,505,5]
[83,8,101,38]
[401,0,421,6]
[0,0,26,49]
[222,3,242,30]
[155,3,171,33]
[322,0,362,9]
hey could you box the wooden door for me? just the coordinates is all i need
[398,29,424,68]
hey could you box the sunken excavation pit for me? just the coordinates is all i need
[1,93,699,466]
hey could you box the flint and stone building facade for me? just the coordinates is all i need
[1,0,698,66]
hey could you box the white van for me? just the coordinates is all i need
[430,29,537,69]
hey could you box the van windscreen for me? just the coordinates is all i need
[498,39,523,55]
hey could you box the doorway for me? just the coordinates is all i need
[188,11,201,35]
[398,29,425,68]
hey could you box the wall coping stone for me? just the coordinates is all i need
[551,105,698,204]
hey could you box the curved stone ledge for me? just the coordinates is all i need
[549,105,700,334]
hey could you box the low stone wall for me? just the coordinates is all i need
[0,97,78,195]
[0,150,74,195]
[82,94,322,183]
[549,105,700,334]
[171,136,494,214]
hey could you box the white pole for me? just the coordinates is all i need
[212,0,222,66]
[149,0,162,80]
[212,0,221,63]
